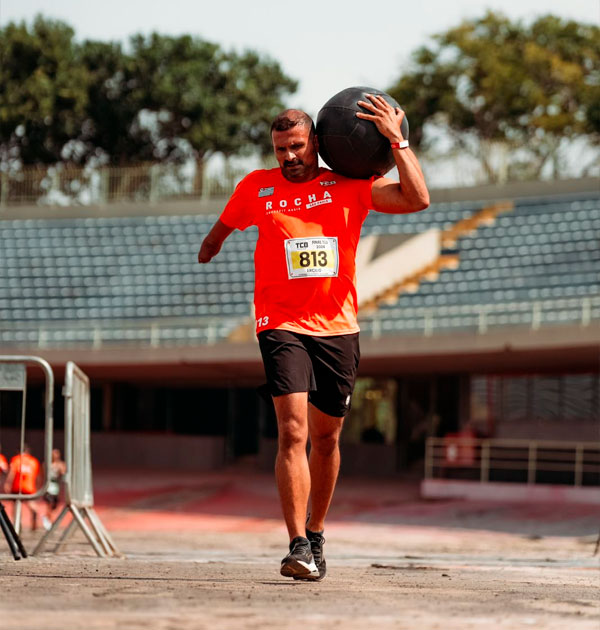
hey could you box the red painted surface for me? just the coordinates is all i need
[9,469,599,534]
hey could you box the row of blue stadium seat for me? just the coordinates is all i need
[494,214,600,228]
[2,236,256,252]
[1,303,250,321]
[7,245,593,276]
[377,284,595,308]
[0,276,255,290]
[460,231,597,250]
[3,244,594,274]
[5,291,251,307]
[6,265,592,290]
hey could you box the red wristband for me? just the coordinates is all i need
[391,140,409,149]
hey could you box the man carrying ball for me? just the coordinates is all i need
[198,93,429,580]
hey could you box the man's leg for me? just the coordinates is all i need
[272,392,311,541]
[307,403,344,532]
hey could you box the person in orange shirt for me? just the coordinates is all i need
[198,95,429,581]
[4,444,42,530]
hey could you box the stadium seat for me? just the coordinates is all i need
[0,192,597,343]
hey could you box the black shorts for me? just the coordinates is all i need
[44,493,59,510]
[258,329,360,417]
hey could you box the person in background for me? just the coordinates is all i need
[4,444,42,531]
[42,448,67,531]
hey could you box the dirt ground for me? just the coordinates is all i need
[1,470,598,630]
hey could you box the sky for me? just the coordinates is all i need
[1,0,598,119]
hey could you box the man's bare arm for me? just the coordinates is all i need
[356,93,430,214]
[198,219,235,263]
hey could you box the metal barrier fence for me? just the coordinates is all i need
[425,436,600,486]
[0,357,54,503]
[33,362,119,557]
[0,356,54,558]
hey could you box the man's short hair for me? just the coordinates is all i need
[270,110,315,137]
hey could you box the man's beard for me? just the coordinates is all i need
[282,160,306,180]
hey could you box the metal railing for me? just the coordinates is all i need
[0,296,597,349]
[0,163,247,207]
[0,315,247,349]
[363,295,600,338]
[425,436,600,486]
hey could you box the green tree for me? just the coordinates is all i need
[76,40,150,165]
[389,12,600,182]
[127,33,297,170]
[216,49,298,159]
[0,20,297,174]
[0,16,89,166]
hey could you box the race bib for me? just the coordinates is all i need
[284,237,339,279]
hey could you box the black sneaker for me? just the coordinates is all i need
[280,536,319,578]
[294,529,326,581]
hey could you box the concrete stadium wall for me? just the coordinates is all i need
[258,438,399,477]
[0,429,227,472]
[3,430,398,476]
[494,422,599,442]
[90,432,227,471]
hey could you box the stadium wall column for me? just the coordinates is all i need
[458,375,472,431]
[229,388,261,460]
[394,375,467,471]
[395,377,439,470]
[101,384,113,431]
[225,387,236,463]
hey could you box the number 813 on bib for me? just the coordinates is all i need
[284,236,339,279]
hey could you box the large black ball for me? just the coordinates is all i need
[316,86,409,179]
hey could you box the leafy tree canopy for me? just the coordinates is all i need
[0,16,89,166]
[128,33,297,163]
[0,16,297,168]
[389,12,600,182]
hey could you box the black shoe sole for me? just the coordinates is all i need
[280,557,319,578]
[293,570,326,582]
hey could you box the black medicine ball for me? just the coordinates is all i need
[316,86,409,179]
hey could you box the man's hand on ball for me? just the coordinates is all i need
[356,94,405,143]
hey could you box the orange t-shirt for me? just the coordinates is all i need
[220,167,373,336]
[9,453,40,495]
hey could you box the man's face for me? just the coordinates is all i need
[272,124,319,183]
